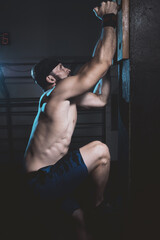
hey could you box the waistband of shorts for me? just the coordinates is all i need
[25,169,42,181]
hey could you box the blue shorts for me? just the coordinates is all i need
[26,149,88,214]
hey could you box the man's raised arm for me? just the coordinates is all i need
[52,1,118,101]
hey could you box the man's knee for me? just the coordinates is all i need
[93,141,110,163]
[72,209,85,227]
[79,141,110,172]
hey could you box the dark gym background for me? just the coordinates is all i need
[0,0,160,240]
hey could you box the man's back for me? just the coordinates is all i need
[24,89,77,172]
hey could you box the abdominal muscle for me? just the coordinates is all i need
[24,100,77,172]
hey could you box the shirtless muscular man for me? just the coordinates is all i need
[24,1,118,239]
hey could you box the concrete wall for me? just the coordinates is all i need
[0,0,102,63]
[129,0,160,239]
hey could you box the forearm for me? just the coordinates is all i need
[100,73,110,104]
[75,2,117,94]
[92,29,113,96]
[78,27,115,83]
[93,73,110,104]
[92,39,101,57]
[94,27,116,65]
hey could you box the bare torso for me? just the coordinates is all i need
[24,89,77,172]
